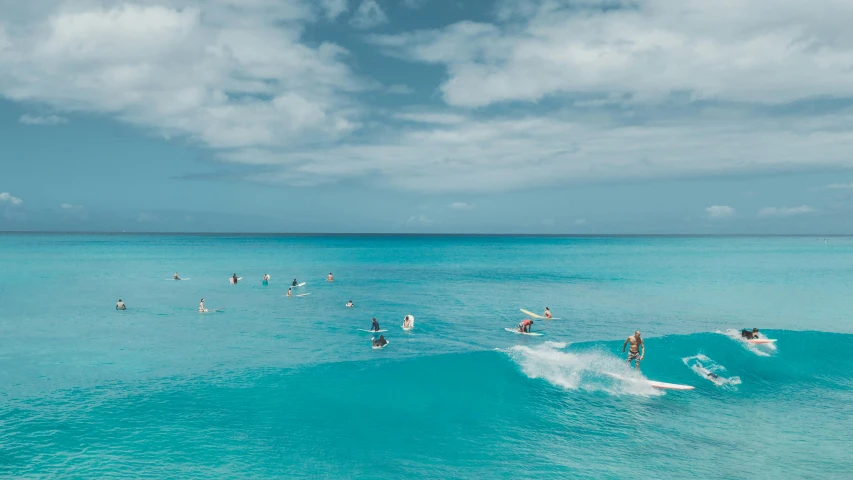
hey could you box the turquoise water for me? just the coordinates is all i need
[1,235,852,478]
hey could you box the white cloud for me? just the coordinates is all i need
[350,0,388,29]
[0,2,366,153]
[19,114,67,125]
[706,205,735,218]
[758,206,815,217]
[370,0,853,108]
[827,182,853,189]
[449,202,474,209]
[574,218,587,225]
[0,192,23,205]
[402,0,427,9]
[393,112,467,125]
[406,214,433,225]
[60,202,84,210]
[320,0,349,19]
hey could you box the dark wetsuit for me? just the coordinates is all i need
[741,329,755,340]
[371,320,381,332]
[374,336,388,347]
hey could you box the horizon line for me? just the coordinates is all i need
[0,231,848,237]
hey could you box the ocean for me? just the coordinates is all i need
[1,234,851,479]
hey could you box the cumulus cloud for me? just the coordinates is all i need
[758,206,815,217]
[19,114,67,125]
[0,192,23,205]
[449,202,474,209]
[370,0,853,108]
[350,0,388,29]
[406,214,433,225]
[320,0,349,19]
[706,205,735,218]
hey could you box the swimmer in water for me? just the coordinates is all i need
[116,299,126,310]
[544,307,552,319]
[232,273,239,284]
[373,335,388,348]
[262,274,270,283]
[327,272,334,282]
[346,300,354,307]
[286,288,292,297]
[622,331,644,370]
[370,317,381,332]
[199,298,208,313]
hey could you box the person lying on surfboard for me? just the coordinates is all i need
[116,299,126,311]
[370,318,381,332]
[622,331,644,370]
[544,307,552,319]
[741,328,759,340]
[346,300,354,307]
[517,319,533,333]
[373,335,388,347]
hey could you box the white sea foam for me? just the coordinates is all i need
[505,342,661,396]
[682,354,741,387]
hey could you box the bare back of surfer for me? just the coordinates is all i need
[327,273,334,282]
[622,331,644,370]
[199,298,207,313]
[544,307,552,319]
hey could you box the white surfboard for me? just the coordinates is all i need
[229,276,243,284]
[372,339,389,350]
[359,329,388,333]
[747,338,776,344]
[295,293,311,297]
[402,326,413,331]
[606,373,694,391]
[402,315,415,330]
[520,309,560,320]
[504,327,543,336]
[290,282,306,288]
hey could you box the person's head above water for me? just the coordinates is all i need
[753,328,759,332]
[118,299,122,302]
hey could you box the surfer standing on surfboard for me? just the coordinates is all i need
[622,331,644,370]
[517,319,533,333]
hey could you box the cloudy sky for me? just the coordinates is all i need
[2,0,853,233]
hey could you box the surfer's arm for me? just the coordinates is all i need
[622,338,629,352]
[640,343,645,359]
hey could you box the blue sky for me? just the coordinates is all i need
[2,0,853,233]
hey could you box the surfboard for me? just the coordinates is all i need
[606,372,694,391]
[169,278,190,281]
[290,282,306,288]
[230,277,242,284]
[295,293,311,297]
[372,339,389,350]
[359,329,388,333]
[402,326,413,331]
[504,327,543,336]
[747,338,776,344]
[520,309,560,320]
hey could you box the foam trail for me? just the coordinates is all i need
[504,342,660,396]
[682,354,741,387]
[719,330,774,356]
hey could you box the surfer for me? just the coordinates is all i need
[544,307,552,319]
[622,331,644,370]
[292,278,298,287]
[199,298,208,313]
[327,272,334,282]
[373,335,388,348]
[741,328,760,340]
[371,318,381,332]
[346,300,354,307]
[286,288,292,297]
[174,272,181,280]
[517,319,533,333]
[231,273,239,284]
[116,299,126,310]
[263,274,270,283]
[403,315,413,329]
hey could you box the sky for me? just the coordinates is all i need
[2,0,853,233]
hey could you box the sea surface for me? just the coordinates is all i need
[1,234,852,479]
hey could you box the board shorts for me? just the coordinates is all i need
[627,351,641,361]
